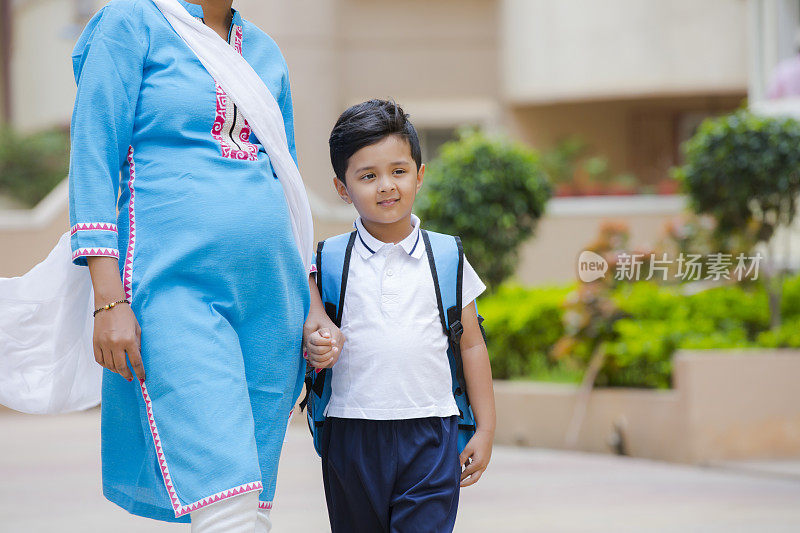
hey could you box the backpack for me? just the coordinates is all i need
[301,229,482,457]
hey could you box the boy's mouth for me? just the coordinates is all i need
[377,198,399,207]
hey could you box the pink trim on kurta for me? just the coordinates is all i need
[123,147,137,301]
[258,501,273,510]
[180,482,264,516]
[70,222,118,235]
[72,247,119,260]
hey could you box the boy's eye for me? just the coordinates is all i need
[393,169,406,175]
[360,173,375,181]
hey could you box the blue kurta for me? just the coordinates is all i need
[68,0,309,522]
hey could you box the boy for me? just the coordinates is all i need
[305,99,495,532]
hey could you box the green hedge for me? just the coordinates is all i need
[0,128,69,207]
[480,276,797,388]
[479,284,576,381]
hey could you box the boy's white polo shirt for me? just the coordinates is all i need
[324,215,486,420]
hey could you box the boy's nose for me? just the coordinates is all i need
[377,175,396,192]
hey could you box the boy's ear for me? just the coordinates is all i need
[416,163,425,194]
[333,176,352,204]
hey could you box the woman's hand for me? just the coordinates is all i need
[87,256,145,382]
[93,303,145,382]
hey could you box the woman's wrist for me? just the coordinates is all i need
[93,290,126,306]
[87,256,126,305]
[93,299,131,317]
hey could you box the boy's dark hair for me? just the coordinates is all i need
[329,99,422,182]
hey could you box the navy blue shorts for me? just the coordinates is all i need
[321,416,461,533]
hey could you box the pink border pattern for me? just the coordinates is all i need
[211,25,258,161]
[70,222,118,236]
[179,482,263,516]
[72,247,119,261]
[123,147,137,301]
[258,501,273,510]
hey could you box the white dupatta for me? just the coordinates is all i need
[0,0,314,414]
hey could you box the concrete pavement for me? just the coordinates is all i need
[1,409,799,532]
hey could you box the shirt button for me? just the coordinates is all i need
[386,269,394,277]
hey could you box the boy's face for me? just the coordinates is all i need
[334,134,424,233]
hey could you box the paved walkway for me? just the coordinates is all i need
[1,409,799,532]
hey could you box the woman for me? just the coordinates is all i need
[69,0,340,530]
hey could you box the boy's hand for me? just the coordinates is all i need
[459,429,493,487]
[304,327,342,369]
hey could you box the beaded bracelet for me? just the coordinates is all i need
[93,299,131,318]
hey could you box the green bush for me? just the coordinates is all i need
[416,130,551,292]
[0,127,69,207]
[756,316,800,348]
[479,284,573,380]
[780,274,800,319]
[483,276,798,388]
[594,282,765,387]
[674,111,800,246]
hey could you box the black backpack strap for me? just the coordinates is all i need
[448,237,469,403]
[335,231,357,328]
[421,229,448,335]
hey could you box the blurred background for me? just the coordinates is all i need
[2,0,800,531]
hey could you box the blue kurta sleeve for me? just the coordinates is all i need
[68,6,144,266]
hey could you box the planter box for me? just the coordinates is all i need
[494,349,800,464]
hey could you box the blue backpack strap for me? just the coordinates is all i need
[420,229,476,454]
[304,231,356,457]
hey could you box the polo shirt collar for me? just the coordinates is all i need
[354,215,425,260]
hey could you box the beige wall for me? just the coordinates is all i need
[0,209,69,276]
[675,350,800,462]
[502,0,749,104]
[494,350,800,463]
[516,196,685,285]
[10,0,86,133]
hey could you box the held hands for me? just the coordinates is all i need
[303,312,345,369]
[304,327,345,369]
[459,429,493,487]
[93,302,145,382]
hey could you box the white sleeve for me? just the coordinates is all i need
[461,255,486,307]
